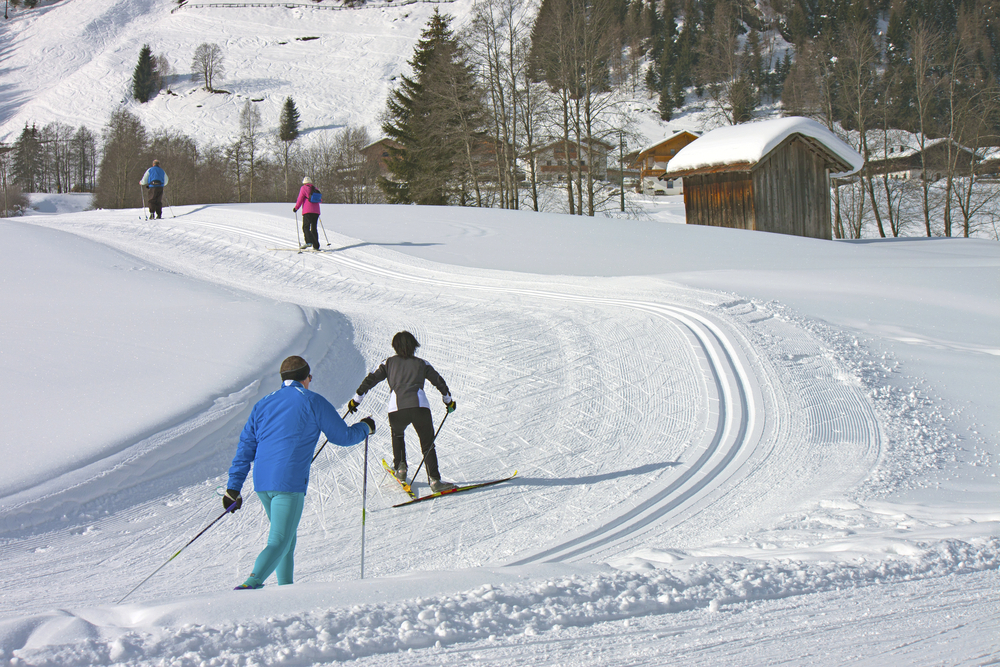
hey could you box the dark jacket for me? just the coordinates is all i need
[354,356,450,412]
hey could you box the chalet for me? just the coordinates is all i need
[532,138,614,182]
[865,136,977,181]
[361,138,403,175]
[630,131,699,195]
[663,117,863,240]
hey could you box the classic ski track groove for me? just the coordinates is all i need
[179,219,762,565]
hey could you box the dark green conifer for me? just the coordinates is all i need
[131,44,159,103]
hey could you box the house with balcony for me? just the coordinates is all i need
[630,131,699,195]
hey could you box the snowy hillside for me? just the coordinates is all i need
[0,197,997,664]
[0,0,473,144]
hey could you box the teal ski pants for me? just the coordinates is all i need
[244,491,305,587]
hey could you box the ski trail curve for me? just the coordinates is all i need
[175,217,764,565]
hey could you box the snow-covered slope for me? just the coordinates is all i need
[0,0,479,144]
[0,198,997,665]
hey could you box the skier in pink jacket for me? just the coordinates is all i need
[293,177,321,250]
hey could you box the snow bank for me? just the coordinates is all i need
[4,537,996,665]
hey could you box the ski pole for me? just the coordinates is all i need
[360,432,369,579]
[139,186,147,220]
[165,195,175,218]
[318,216,330,246]
[311,409,352,462]
[408,412,449,487]
[294,211,302,248]
[118,505,237,604]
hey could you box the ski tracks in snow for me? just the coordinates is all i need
[120,209,883,566]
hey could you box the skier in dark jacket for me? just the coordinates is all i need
[348,331,457,492]
[225,355,374,590]
[139,159,168,219]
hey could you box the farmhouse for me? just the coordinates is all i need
[362,138,403,175]
[864,136,977,181]
[663,117,863,240]
[531,138,613,182]
[630,131,699,195]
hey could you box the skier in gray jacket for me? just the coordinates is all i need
[348,331,457,492]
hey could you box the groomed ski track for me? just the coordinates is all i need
[1,205,884,614]
[146,215,767,565]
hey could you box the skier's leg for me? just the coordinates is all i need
[242,491,305,587]
[412,408,441,481]
[388,410,410,470]
[307,216,320,250]
[301,213,314,247]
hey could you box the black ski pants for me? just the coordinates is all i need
[301,213,319,249]
[388,407,441,481]
[147,186,164,219]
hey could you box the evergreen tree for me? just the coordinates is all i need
[380,9,483,205]
[12,124,41,192]
[132,44,160,103]
[279,97,301,143]
[278,97,301,199]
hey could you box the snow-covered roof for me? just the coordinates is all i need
[666,116,864,178]
[636,130,699,157]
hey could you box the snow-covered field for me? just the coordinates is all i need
[0,193,996,665]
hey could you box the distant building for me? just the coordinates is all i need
[531,139,614,182]
[630,131,699,195]
[663,117,863,240]
[362,138,403,175]
[864,137,977,182]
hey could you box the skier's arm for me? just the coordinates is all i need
[313,394,370,447]
[139,170,149,187]
[424,362,451,398]
[353,362,388,401]
[227,416,259,492]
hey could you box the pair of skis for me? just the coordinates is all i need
[381,458,516,508]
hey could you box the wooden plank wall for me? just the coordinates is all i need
[753,139,831,239]
[682,172,755,230]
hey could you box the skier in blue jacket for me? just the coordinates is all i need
[139,159,168,219]
[224,355,374,590]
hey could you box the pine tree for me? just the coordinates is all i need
[12,123,41,192]
[132,45,159,103]
[279,97,301,143]
[380,9,483,205]
[278,97,301,199]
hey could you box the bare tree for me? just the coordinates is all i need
[95,109,148,209]
[238,101,264,202]
[909,20,943,236]
[191,43,225,92]
[466,0,534,209]
[833,19,887,237]
[696,0,759,125]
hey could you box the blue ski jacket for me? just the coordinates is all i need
[140,166,168,188]
[227,380,369,494]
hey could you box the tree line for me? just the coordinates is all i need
[2,98,385,214]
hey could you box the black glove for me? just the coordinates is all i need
[223,489,243,512]
[360,416,375,434]
[347,398,360,414]
[445,400,457,414]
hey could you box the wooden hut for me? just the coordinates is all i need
[663,117,863,239]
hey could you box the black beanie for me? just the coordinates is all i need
[279,356,310,382]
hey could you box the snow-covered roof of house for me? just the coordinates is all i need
[636,130,699,157]
[665,116,864,178]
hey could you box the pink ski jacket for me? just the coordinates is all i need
[294,184,321,215]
